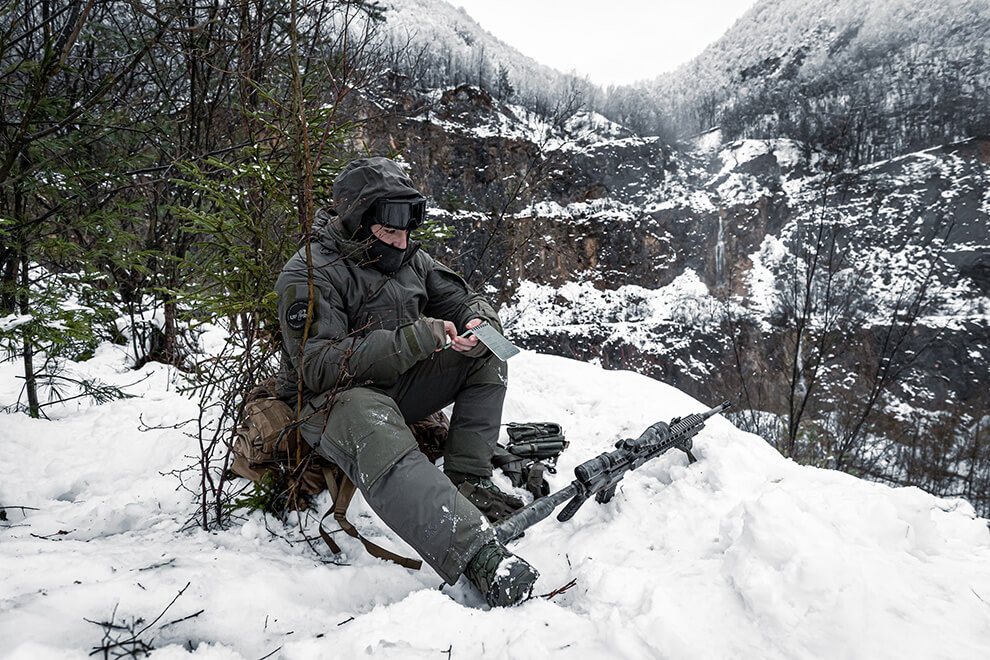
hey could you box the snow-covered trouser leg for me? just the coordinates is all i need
[387,350,508,477]
[301,386,493,584]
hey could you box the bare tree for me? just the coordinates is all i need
[722,155,954,472]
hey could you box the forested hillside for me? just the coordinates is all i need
[378,0,596,113]
[380,0,990,164]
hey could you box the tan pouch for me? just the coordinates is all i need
[231,397,295,474]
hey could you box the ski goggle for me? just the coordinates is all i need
[370,197,426,231]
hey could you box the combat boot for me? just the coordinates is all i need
[446,471,525,523]
[464,539,539,607]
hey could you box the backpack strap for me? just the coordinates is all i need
[491,451,522,470]
[318,467,422,570]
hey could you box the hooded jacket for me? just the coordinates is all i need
[274,160,501,402]
[332,157,423,235]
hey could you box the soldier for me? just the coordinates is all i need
[274,157,538,606]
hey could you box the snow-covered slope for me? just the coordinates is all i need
[2,343,989,659]
[380,0,589,104]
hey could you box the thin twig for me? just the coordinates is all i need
[134,582,192,638]
[160,609,205,629]
[135,558,176,572]
[539,578,578,600]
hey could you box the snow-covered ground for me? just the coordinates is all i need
[2,344,989,659]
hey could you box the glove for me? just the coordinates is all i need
[419,317,450,351]
[460,340,490,358]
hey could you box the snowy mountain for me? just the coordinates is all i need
[2,340,989,658]
[605,0,990,155]
[378,0,595,107]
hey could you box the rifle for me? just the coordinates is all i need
[495,400,731,544]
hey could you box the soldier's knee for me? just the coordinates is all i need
[465,354,507,388]
[320,387,417,487]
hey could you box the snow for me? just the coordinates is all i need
[505,270,721,341]
[563,112,629,142]
[747,234,789,318]
[688,128,723,154]
[562,135,663,156]
[513,198,642,226]
[711,139,816,182]
[0,314,33,333]
[2,345,990,659]
[409,94,568,149]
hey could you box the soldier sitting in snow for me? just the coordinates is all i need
[273,157,538,606]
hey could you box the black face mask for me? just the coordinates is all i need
[366,237,405,274]
[356,223,406,274]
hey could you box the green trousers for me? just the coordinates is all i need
[301,349,507,583]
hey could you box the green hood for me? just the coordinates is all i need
[331,157,422,235]
[313,209,365,260]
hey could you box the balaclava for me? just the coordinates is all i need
[355,208,407,275]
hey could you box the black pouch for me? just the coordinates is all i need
[505,422,567,466]
[492,422,567,499]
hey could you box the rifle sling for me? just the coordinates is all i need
[318,467,422,570]
[491,452,522,469]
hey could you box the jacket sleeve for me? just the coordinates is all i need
[423,257,502,332]
[277,271,442,393]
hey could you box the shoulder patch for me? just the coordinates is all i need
[285,300,311,331]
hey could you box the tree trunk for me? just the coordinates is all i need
[19,256,40,418]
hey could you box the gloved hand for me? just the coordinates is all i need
[420,317,454,351]
[455,318,490,358]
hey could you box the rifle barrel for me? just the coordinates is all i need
[495,482,580,543]
[704,400,732,419]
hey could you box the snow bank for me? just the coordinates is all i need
[2,346,989,659]
[563,111,631,143]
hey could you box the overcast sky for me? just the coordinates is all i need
[452,0,759,86]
